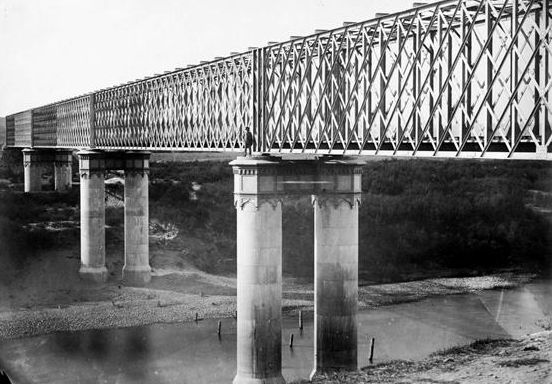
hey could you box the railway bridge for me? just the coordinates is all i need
[4,0,551,382]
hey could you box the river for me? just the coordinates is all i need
[1,278,550,384]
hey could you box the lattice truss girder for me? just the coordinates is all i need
[260,0,551,158]
[4,0,551,159]
[7,96,92,149]
[94,53,252,150]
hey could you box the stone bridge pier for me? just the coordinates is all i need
[22,148,73,192]
[77,150,151,285]
[231,155,363,384]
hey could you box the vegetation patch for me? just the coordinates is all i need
[1,152,551,282]
[497,358,549,367]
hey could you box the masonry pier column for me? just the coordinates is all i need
[54,150,73,192]
[78,150,107,283]
[22,148,43,192]
[230,156,285,384]
[122,152,151,286]
[311,158,363,378]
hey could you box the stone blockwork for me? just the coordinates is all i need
[123,152,151,286]
[22,149,57,192]
[77,150,152,286]
[230,155,364,383]
[232,157,285,384]
[54,150,73,191]
[78,150,107,284]
[311,195,359,375]
[23,149,74,192]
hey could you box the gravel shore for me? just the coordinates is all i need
[0,272,535,342]
[294,331,552,384]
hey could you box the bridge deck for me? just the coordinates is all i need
[4,0,551,160]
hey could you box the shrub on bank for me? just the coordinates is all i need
[0,155,549,282]
[148,159,551,280]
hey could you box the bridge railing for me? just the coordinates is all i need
[4,0,551,159]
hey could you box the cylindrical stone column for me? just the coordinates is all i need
[54,150,73,192]
[123,152,151,286]
[310,158,364,378]
[231,156,285,384]
[22,148,42,192]
[311,195,359,377]
[78,150,107,283]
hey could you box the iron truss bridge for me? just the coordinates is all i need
[4,0,552,160]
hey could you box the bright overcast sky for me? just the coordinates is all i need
[0,0,413,117]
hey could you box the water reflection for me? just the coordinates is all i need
[0,279,550,384]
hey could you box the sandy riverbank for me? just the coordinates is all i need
[295,331,552,383]
[0,267,536,341]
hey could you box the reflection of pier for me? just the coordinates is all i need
[232,157,363,382]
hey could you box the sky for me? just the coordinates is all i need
[0,0,413,117]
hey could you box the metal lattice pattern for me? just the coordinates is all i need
[13,110,32,147]
[33,105,57,147]
[260,0,551,159]
[56,96,92,148]
[4,0,551,160]
[5,115,15,146]
[94,53,252,150]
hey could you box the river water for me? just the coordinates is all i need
[1,279,550,384]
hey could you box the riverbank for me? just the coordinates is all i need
[0,265,536,341]
[295,331,551,384]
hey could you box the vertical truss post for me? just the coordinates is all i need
[252,49,265,152]
[397,23,403,143]
[30,109,35,148]
[461,7,467,140]
[379,27,387,141]
[511,0,519,143]
[446,13,453,139]
[89,93,96,149]
[543,0,550,144]
[534,5,541,140]
[337,46,346,147]
[437,12,443,142]
[366,39,372,142]
[306,54,313,147]
[485,1,494,145]
[297,65,303,146]
[465,7,473,142]
[414,19,421,145]
[353,41,360,145]
[429,30,435,140]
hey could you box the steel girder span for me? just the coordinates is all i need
[4,0,551,160]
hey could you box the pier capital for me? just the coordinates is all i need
[77,150,105,179]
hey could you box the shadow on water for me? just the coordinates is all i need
[0,278,551,383]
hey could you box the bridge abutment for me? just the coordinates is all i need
[78,150,108,283]
[122,152,151,286]
[54,150,73,192]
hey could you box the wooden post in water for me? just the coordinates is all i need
[289,334,294,348]
[299,310,303,330]
[218,321,222,335]
[369,338,375,362]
